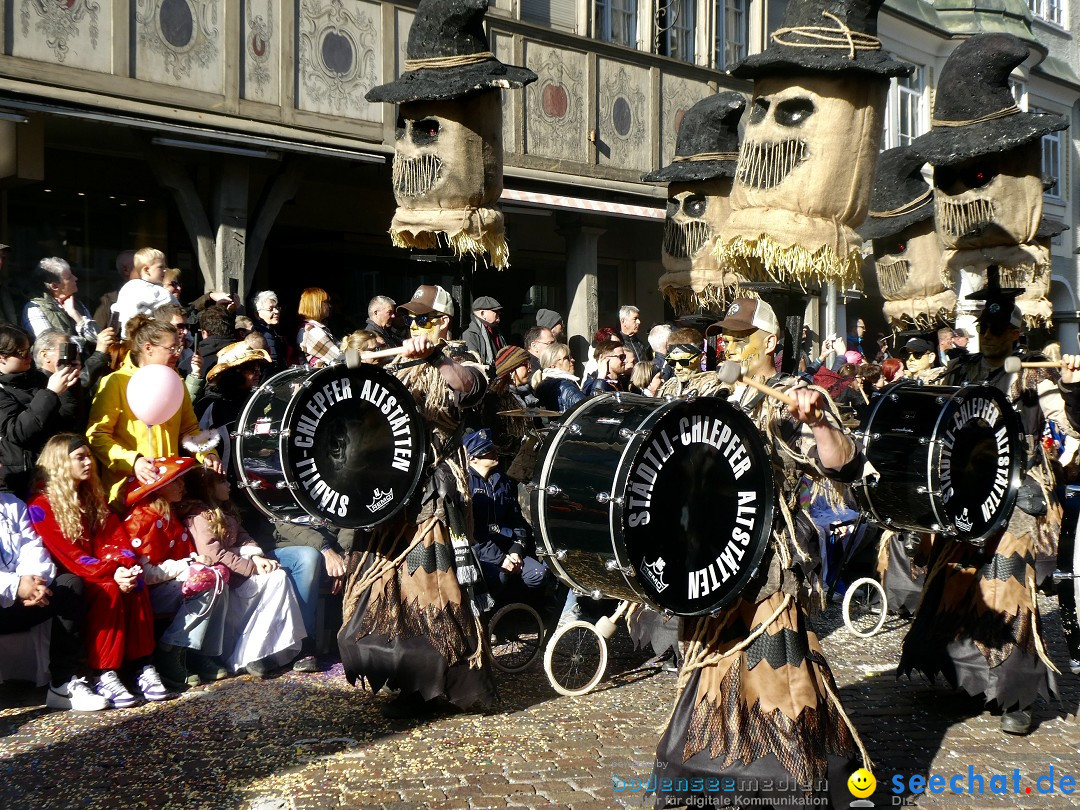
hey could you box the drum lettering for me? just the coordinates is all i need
[360,379,386,409]
[732,527,751,545]
[981,466,1010,521]
[731,456,752,480]
[338,495,349,517]
[389,414,411,437]
[629,481,652,507]
[995,425,1009,460]
[679,417,691,445]
[635,463,658,485]
[707,563,721,592]
[392,446,412,472]
[719,538,745,574]
[381,394,397,416]
[735,491,756,531]
[715,423,732,451]
[628,511,650,527]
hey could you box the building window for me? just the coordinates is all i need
[1033,108,1064,200]
[1029,0,1064,26]
[883,59,925,149]
[657,0,695,62]
[595,0,638,46]
[714,0,748,70]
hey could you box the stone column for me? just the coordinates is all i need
[558,214,605,364]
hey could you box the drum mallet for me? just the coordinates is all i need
[1002,356,1077,373]
[347,340,447,367]
[717,360,823,422]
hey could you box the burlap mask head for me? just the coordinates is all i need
[643,92,745,315]
[716,0,909,289]
[390,93,507,265]
[366,0,536,269]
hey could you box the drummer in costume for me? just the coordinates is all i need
[652,298,868,808]
[898,283,1080,734]
[338,284,496,718]
[900,336,943,384]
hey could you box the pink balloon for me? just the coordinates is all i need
[127,364,185,427]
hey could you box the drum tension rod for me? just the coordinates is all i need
[596,492,624,506]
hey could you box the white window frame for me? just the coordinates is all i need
[1029,0,1065,27]
[658,0,696,62]
[713,0,748,71]
[883,58,926,149]
[594,0,639,47]
[1032,106,1065,202]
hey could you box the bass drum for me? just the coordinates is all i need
[279,363,428,529]
[235,364,428,529]
[532,392,774,617]
[853,382,1022,545]
[235,366,312,524]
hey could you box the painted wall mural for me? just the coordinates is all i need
[524,42,586,162]
[243,0,277,104]
[134,0,224,91]
[15,0,110,73]
[597,60,649,171]
[296,0,380,121]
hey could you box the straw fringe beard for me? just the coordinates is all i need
[936,197,997,241]
[736,138,809,190]
[390,206,510,270]
[663,219,712,259]
[392,153,443,199]
[876,259,909,299]
[882,291,958,329]
[717,234,863,290]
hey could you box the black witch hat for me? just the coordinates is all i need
[1036,216,1068,241]
[730,0,910,79]
[965,265,1023,329]
[858,146,934,241]
[367,0,536,104]
[911,34,1067,167]
[642,92,746,184]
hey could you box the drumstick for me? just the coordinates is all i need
[1002,356,1069,373]
[716,360,823,422]
[360,339,447,361]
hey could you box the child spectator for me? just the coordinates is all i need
[112,248,178,337]
[30,434,169,707]
[0,483,109,710]
[179,468,306,676]
[0,325,81,499]
[86,314,222,507]
[120,457,231,690]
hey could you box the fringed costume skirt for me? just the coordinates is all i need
[899,528,1057,711]
[338,513,496,711]
[653,590,862,808]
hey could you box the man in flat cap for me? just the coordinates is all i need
[462,295,506,371]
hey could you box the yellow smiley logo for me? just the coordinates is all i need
[848,768,876,798]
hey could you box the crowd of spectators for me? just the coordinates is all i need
[1,241,897,714]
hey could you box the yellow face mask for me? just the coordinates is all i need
[667,350,703,383]
[723,329,771,378]
[406,312,447,341]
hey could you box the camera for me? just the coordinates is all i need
[57,343,79,368]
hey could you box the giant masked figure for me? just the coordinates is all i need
[910,34,1067,329]
[859,146,951,329]
[366,0,536,269]
[642,92,746,315]
[717,0,909,291]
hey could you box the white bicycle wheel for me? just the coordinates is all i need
[842,577,888,638]
[544,620,609,696]
[488,603,545,674]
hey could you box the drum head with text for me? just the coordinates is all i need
[281,364,426,528]
[616,397,774,616]
[931,384,1021,542]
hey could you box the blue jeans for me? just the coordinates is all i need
[270,545,321,641]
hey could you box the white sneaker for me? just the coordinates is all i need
[95,670,139,709]
[136,664,171,702]
[46,676,110,712]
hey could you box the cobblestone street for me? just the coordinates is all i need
[2,597,1078,810]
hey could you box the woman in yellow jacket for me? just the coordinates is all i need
[87,314,223,506]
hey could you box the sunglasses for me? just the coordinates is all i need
[979,321,1014,337]
[907,351,929,359]
[670,356,702,367]
[405,313,443,327]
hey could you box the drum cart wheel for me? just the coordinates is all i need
[488,603,546,674]
[842,577,888,638]
[543,600,628,696]
[544,621,608,696]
